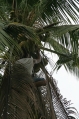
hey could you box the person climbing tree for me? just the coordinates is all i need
[15,47,46,87]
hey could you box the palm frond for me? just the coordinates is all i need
[4,22,41,45]
[1,0,79,26]
[37,24,79,76]
[0,24,22,60]
[36,65,79,119]
[49,77,78,119]
[0,63,44,119]
[33,0,79,27]
[37,24,79,36]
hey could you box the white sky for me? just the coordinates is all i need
[53,66,79,112]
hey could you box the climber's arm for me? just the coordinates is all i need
[33,50,41,64]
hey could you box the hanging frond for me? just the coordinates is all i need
[4,22,41,45]
[0,24,22,60]
[36,66,79,119]
[0,63,45,119]
[1,0,79,26]
[49,77,79,119]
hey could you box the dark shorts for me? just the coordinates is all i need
[33,77,45,82]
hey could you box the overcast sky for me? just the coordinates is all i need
[53,66,79,112]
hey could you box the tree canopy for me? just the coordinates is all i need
[0,0,79,119]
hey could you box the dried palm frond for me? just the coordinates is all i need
[37,68,79,119]
[0,63,44,119]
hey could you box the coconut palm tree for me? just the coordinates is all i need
[0,0,79,119]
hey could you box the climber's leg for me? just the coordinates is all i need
[33,77,46,87]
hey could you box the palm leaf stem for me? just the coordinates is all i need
[40,46,70,57]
